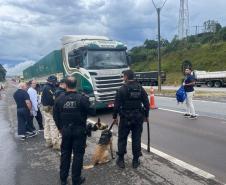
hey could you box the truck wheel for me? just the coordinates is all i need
[214,81,222,88]
[206,81,214,87]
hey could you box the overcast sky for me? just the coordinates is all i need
[0,0,226,75]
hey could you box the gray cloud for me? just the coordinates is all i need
[0,0,226,75]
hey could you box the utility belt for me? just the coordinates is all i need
[62,120,85,128]
[63,122,88,136]
[63,123,83,128]
[120,108,145,125]
[120,107,143,116]
[43,106,53,114]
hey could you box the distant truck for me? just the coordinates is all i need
[193,70,226,88]
[23,35,131,110]
[134,71,166,86]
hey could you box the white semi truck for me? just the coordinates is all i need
[23,35,130,110]
[193,70,226,88]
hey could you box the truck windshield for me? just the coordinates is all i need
[85,50,128,69]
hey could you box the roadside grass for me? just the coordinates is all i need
[132,42,226,86]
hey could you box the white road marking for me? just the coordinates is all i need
[156,96,226,104]
[158,108,185,114]
[87,118,215,180]
[158,107,226,121]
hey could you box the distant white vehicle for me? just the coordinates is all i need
[193,70,226,88]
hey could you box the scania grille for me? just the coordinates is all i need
[96,79,122,84]
[95,75,122,80]
[94,75,123,102]
[96,93,116,102]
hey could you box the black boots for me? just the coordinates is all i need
[61,181,67,185]
[116,156,125,169]
[132,158,140,169]
[116,156,140,169]
[62,176,85,185]
[73,176,86,185]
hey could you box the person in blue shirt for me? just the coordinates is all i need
[183,67,197,119]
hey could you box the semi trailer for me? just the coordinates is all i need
[23,35,130,109]
[193,70,226,88]
[134,71,166,86]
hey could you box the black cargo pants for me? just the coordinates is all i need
[60,124,87,185]
[17,108,30,135]
[117,111,144,159]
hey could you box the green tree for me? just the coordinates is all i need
[144,39,158,49]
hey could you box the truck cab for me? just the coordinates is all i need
[61,35,130,109]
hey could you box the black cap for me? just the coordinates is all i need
[123,69,134,80]
[59,78,66,84]
[47,75,57,82]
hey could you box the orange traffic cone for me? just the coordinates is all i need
[150,87,157,109]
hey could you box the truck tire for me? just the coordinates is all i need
[206,81,214,87]
[214,81,222,88]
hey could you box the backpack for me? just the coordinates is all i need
[176,86,187,103]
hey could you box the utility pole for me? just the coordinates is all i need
[152,0,167,92]
[192,25,203,35]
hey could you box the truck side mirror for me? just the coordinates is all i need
[127,55,132,66]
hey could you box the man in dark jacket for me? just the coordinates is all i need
[113,69,150,169]
[53,76,91,185]
[55,78,66,99]
[41,75,60,148]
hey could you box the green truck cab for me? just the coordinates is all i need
[23,35,130,110]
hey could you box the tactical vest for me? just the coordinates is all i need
[123,83,142,111]
[60,93,83,126]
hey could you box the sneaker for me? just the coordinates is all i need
[26,131,33,135]
[38,128,44,132]
[26,132,38,138]
[19,135,27,141]
[116,156,125,169]
[184,114,191,117]
[189,115,197,120]
[132,158,140,169]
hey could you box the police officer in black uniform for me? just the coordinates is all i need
[41,75,57,107]
[41,75,58,147]
[55,78,66,99]
[53,76,91,185]
[113,69,150,169]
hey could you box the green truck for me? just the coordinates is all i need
[23,35,130,109]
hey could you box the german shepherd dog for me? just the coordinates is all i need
[84,119,116,169]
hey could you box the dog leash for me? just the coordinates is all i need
[108,120,116,131]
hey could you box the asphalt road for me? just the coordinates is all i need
[1,82,222,185]
[155,96,226,120]
[0,100,19,185]
[89,98,226,183]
